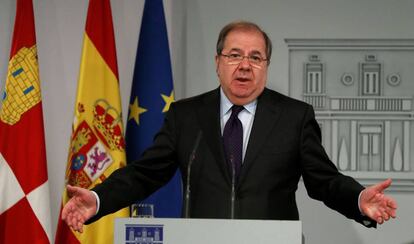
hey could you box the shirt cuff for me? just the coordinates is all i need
[91,190,100,215]
[358,190,364,214]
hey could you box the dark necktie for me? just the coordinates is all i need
[223,105,244,179]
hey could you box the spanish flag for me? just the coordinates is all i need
[54,0,129,243]
[0,0,52,243]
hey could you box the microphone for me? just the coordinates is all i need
[184,130,202,218]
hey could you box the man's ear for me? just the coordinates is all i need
[215,55,220,75]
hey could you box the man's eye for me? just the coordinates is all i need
[229,53,241,59]
[250,55,262,62]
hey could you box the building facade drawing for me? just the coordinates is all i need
[125,224,163,244]
[285,39,414,191]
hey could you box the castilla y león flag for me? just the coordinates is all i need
[54,0,129,243]
[0,0,52,243]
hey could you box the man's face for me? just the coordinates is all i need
[215,29,268,105]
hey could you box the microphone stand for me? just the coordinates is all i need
[184,131,202,218]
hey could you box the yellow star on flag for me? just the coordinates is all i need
[161,91,174,113]
[129,96,147,125]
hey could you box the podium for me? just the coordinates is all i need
[114,218,302,244]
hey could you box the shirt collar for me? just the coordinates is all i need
[220,87,257,117]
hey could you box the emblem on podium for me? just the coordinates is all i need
[125,224,163,244]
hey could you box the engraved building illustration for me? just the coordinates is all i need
[125,225,163,244]
[286,39,414,191]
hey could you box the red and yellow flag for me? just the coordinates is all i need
[0,0,52,243]
[54,0,129,243]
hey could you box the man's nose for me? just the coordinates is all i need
[238,57,252,70]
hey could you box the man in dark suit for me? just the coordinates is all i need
[62,21,397,232]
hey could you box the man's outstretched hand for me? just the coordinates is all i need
[61,185,97,233]
[360,178,397,224]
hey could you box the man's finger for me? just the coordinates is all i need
[61,207,67,220]
[377,216,384,224]
[382,210,390,221]
[387,198,398,209]
[77,220,84,233]
[66,185,75,197]
[66,185,79,197]
[387,207,397,218]
[68,214,76,230]
[371,178,392,192]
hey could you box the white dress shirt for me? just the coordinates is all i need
[220,88,257,163]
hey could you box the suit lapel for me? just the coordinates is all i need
[196,88,231,184]
[238,88,284,186]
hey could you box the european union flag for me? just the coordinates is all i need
[126,0,182,217]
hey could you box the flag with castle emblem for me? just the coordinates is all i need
[54,0,129,243]
[125,0,182,217]
[0,0,52,243]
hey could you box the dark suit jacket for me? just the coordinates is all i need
[91,87,374,226]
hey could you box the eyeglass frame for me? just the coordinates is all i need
[219,53,269,69]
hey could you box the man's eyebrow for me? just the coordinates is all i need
[227,48,242,53]
[249,50,264,56]
[226,48,264,56]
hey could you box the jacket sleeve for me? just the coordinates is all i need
[299,104,376,228]
[86,102,180,224]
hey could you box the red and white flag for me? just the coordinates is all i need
[0,0,52,243]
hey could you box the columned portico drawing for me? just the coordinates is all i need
[286,39,414,191]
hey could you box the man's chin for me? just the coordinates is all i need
[230,87,252,97]
[229,91,256,105]
[233,93,251,101]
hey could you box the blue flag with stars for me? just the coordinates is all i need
[126,0,182,217]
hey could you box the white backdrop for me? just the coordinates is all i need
[1,0,413,243]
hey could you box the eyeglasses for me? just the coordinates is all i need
[220,53,268,68]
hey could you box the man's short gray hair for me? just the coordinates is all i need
[216,21,272,64]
